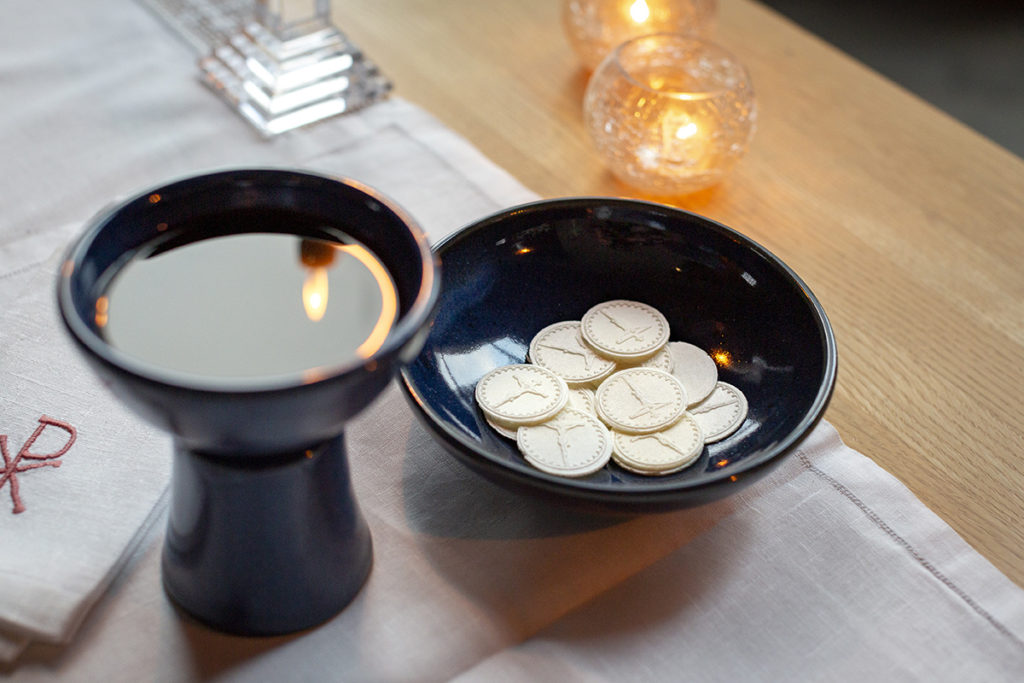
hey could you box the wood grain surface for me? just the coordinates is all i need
[335,0,1024,586]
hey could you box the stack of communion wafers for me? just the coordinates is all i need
[475,300,748,478]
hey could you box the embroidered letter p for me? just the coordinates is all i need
[0,416,77,514]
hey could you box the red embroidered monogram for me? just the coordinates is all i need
[0,416,77,514]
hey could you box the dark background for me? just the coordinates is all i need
[761,0,1024,157]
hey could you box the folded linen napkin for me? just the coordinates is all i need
[0,239,171,660]
[0,232,79,663]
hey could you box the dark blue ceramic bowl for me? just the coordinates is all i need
[401,198,836,512]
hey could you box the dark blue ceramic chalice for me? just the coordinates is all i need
[57,169,439,635]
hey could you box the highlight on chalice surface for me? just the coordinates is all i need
[563,0,718,70]
[583,33,757,196]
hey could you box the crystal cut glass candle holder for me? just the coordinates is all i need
[563,0,717,71]
[583,34,757,196]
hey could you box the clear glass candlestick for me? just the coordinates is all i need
[197,0,391,136]
[563,0,717,71]
[583,34,757,196]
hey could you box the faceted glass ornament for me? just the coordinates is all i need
[563,0,717,71]
[583,34,757,196]
[139,0,391,136]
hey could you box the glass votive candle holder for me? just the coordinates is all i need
[583,34,757,196]
[563,0,717,71]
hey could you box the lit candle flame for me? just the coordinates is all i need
[661,111,711,167]
[94,296,109,328]
[629,0,650,23]
[675,121,699,140]
[299,241,397,356]
[302,266,329,322]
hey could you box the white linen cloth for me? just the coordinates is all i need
[2,0,1024,679]
[0,246,170,660]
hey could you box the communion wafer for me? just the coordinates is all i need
[643,346,674,372]
[580,300,670,362]
[516,408,612,478]
[529,320,616,386]
[611,413,704,475]
[667,341,718,406]
[618,345,674,373]
[484,413,519,440]
[594,367,687,434]
[689,382,748,443]
[475,364,568,426]
[567,387,597,417]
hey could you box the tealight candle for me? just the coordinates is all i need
[583,34,757,195]
[563,0,717,70]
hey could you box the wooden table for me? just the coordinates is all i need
[335,0,1024,587]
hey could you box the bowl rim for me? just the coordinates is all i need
[400,196,838,496]
[57,167,440,394]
